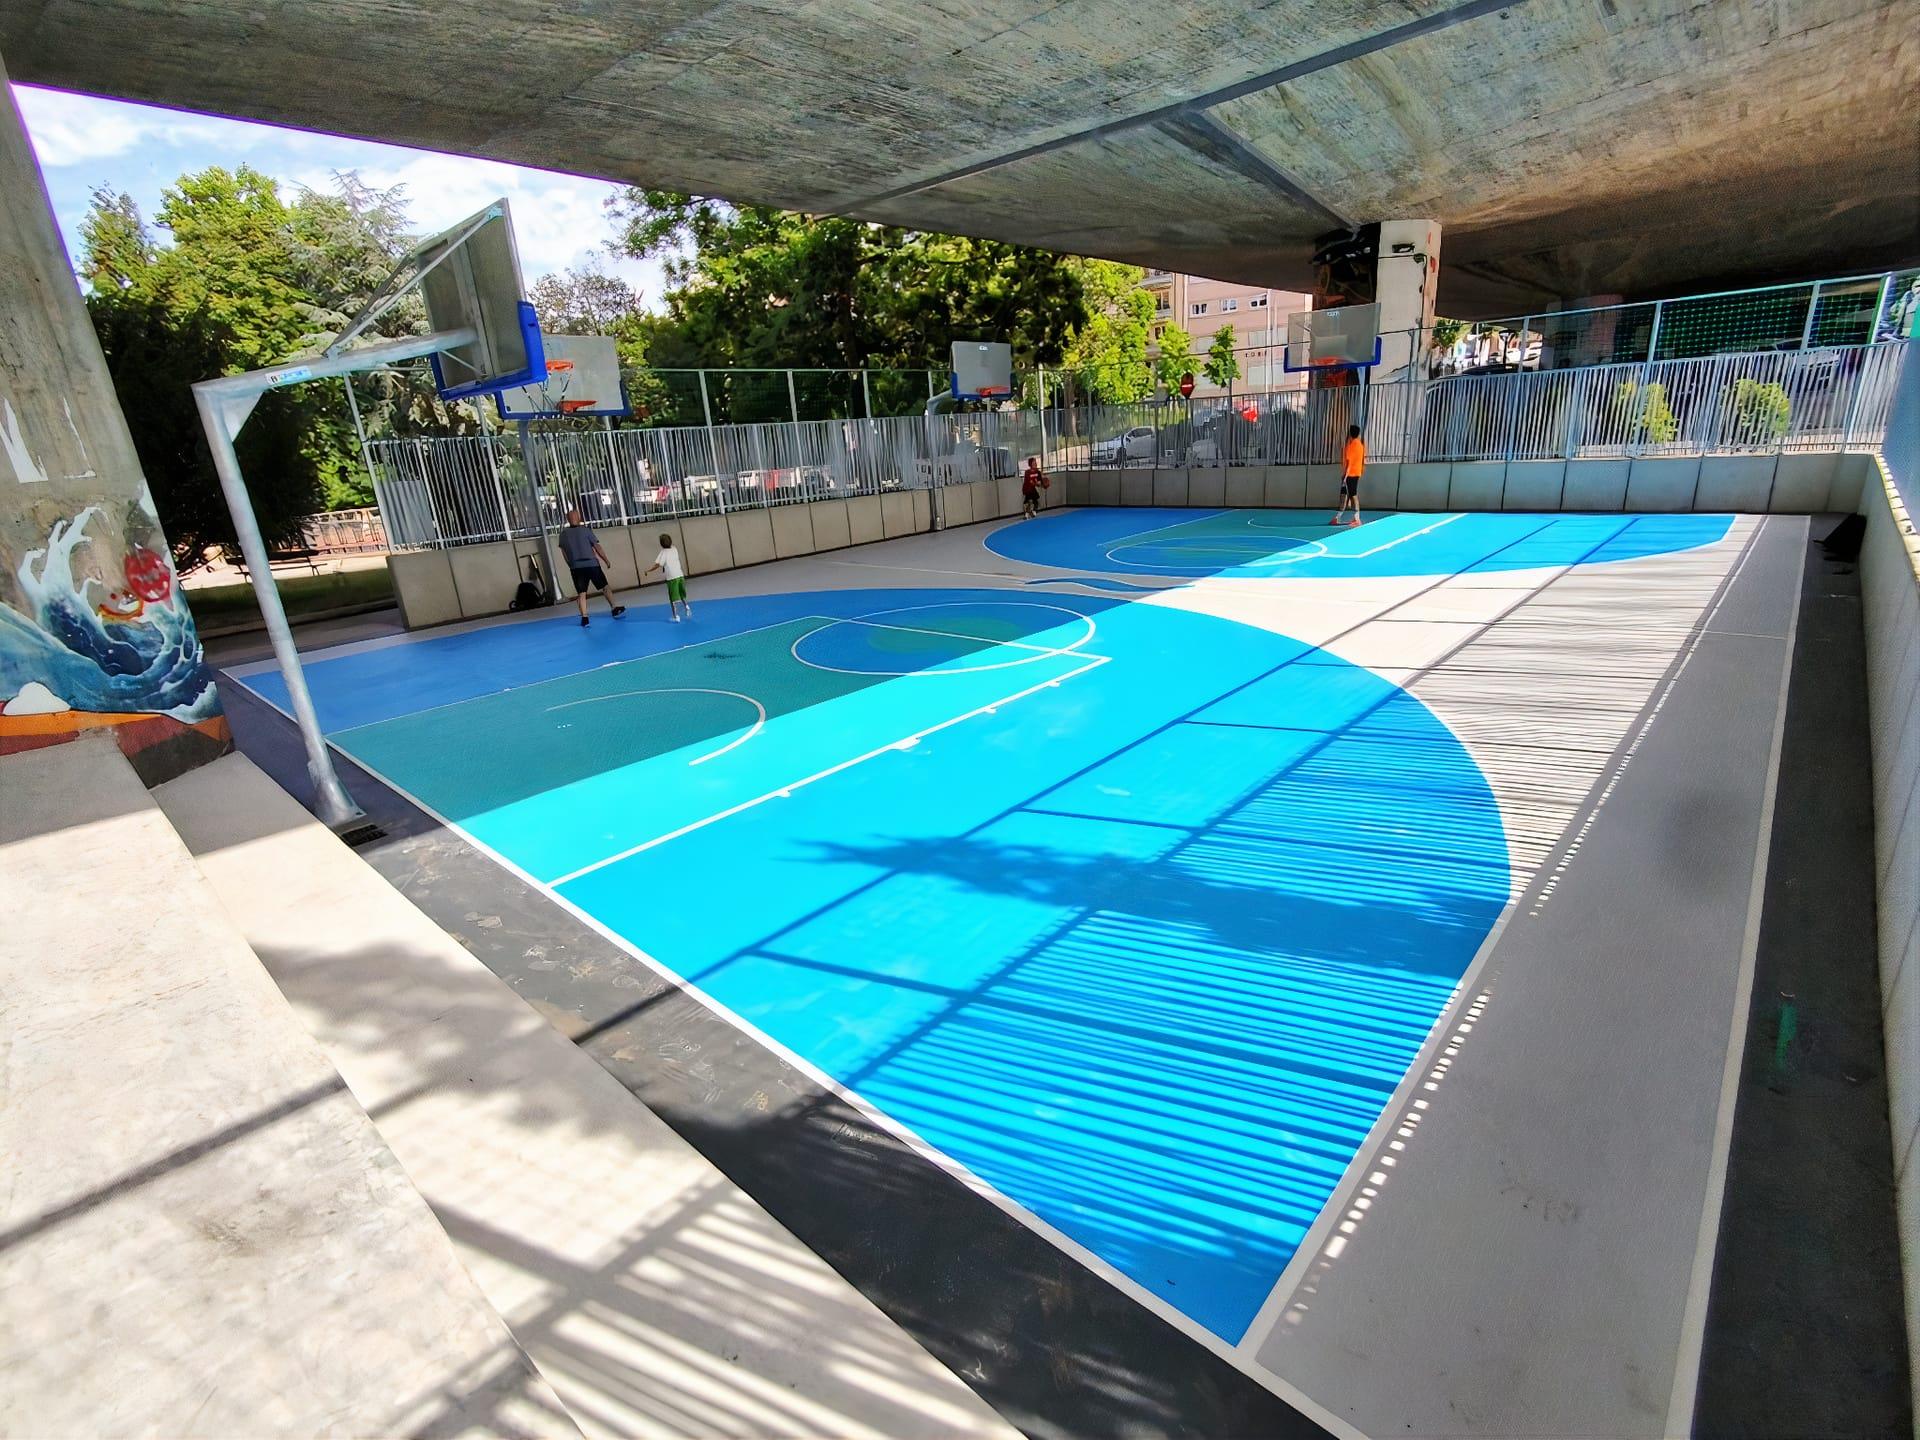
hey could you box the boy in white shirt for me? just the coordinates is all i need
[642,532,692,622]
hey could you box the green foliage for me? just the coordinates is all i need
[1728,378,1791,440]
[1060,261,1156,404]
[88,294,322,569]
[608,188,1097,413]
[1204,325,1242,389]
[77,168,498,523]
[78,186,152,292]
[1152,324,1195,389]
[1430,317,1467,350]
[1614,379,1679,444]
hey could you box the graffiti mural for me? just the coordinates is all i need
[0,484,228,779]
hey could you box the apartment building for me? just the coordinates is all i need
[1142,270,1313,397]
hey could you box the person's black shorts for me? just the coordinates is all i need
[1341,476,1361,497]
[569,564,608,593]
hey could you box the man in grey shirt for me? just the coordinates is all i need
[557,508,626,627]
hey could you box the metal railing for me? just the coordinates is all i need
[1063,341,1907,470]
[370,409,1051,550]
[368,342,1905,548]
[295,507,388,553]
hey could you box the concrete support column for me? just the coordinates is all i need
[0,53,226,782]
[1372,220,1441,383]
[1309,219,1440,384]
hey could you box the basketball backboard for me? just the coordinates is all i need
[410,200,544,399]
[495,334,629,419]
[1285,303,1383,372]
[951,341,1013,400]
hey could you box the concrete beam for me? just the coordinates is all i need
[2,2,1915,312]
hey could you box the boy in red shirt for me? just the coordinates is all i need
[1020,457,1050,519]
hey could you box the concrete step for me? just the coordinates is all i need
[154,752,1018,1440]
[0,734,573,1439]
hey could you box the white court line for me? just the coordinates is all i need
[545,686,768,767]
[302,723,1361,1440]
[1247,512,1466,566]
[788,601,1099,677]
[545,651,1112,887]
[847,599,1097,653]
[321,613,823,738]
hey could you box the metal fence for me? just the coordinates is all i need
[1064,340,1907,470]
[296,506,388,553]
[370,408,1050,549]
[368,341,1906,549]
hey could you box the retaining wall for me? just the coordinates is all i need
[1860,362,1920,1424]
[390,453,1880,630]
[1058,452,1877,516]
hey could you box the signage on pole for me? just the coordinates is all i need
[1178,373,1195,399]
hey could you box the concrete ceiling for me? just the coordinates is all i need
[4,0,1917,317]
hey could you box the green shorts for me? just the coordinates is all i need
[666,577,687,602]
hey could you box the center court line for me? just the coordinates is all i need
[1247,513,1467,566]
[544,686,769,767]
[543,651,1113,887]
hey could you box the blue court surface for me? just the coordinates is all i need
[986,506,1735,578]
[237,507,1733,1346]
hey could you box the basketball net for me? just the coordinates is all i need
[536,357,599,416]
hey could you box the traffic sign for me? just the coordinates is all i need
[1178,373,1195,399]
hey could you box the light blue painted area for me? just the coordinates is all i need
[986,507,1734,578]
[240,587,1510,1342]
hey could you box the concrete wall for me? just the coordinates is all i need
[0,61,226,783]
[1051,453,1877,517]
[392,485,1048,628]
[1860,363,1920,1424]
[392,453,1876,629]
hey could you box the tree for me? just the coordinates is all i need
[78,187,152,293]
[607,189,1094,418]
[1059,260,1156,404]
[1153,324,1194,390]
[528,260,644,339]
[1205,325,1241,389]
[89,294,322,569]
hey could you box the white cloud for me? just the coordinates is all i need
[14,86,220,166]
[14,85,675,310]
[283,150,669,305]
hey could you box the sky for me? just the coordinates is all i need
[12,85,671,309]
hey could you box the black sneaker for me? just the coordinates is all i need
[612,605,627,617]
[580,616,589,627]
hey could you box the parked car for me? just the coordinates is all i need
[1090,425,1157,464]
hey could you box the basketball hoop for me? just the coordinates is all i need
[495,335,628,421]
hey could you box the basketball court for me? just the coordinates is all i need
[227,496,1808,1437]
[192,200,1899,1438]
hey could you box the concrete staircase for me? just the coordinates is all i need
[1,735,1012,1439]
[0,735,574,1438]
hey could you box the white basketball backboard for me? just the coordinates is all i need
[1285,303,1383,372]
[951,341,1013,400]
[495,334,629,419]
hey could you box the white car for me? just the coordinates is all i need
[1091,425,1157,464]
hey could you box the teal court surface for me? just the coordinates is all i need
[233,505,1815,1436]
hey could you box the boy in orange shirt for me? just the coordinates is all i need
[1332,425,1365,527]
